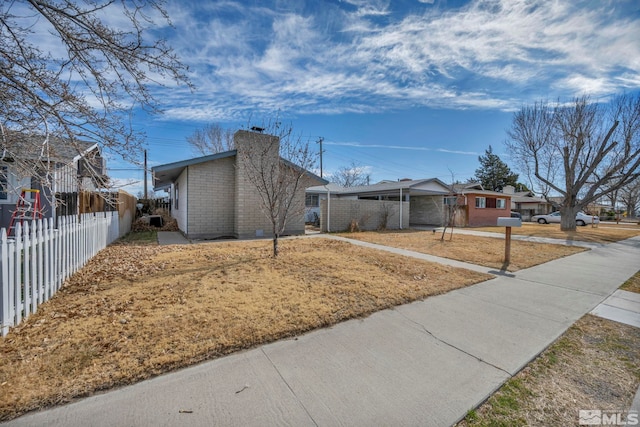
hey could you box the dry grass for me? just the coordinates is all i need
[458,315,640,426]
[0,237,490,421]
[472,222,640,243]
[337,230,586,271]
[621,270,640,293]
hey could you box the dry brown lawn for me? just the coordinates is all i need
[0,237,491,421]
[457,315,640,426]
[621,270,640,293]
[472,222,640,243]
[337,230,586,271]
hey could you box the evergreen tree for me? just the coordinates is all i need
[474,146,519,191]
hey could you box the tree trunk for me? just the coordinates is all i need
[272,233,279,257]
[559,205,580,231]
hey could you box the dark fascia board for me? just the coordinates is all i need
[152,150,238,173]
[458,189,512,197]
[151,150,328,189]
[152,150,237,189]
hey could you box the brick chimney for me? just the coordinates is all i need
[233,130,280,238]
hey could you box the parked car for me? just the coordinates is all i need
[510,211,521,218]
[531,211,600,226]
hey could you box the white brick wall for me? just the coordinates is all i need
[186,157,236,239]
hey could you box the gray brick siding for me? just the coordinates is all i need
[410,195,445,225]
[320,199,410,232]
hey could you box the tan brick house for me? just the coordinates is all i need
[152,130,326,239]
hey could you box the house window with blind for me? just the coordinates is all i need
[476,196,507,209]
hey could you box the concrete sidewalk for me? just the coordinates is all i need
[4,237,640,427]
[425,226,607,249]
[157,231,191,245]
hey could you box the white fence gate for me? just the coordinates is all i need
[0,212,120,337]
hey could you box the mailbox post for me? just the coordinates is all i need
[497,217,522,264]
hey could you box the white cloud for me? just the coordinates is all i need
[155,0,640,121]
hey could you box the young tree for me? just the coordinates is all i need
[331,161,370,187]
[0,1,190,198]
[507,94,640,231]
[186,123,235,156]
[474,146,519,191]
[237,121,318,257]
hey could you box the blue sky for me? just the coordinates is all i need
[105,0,640,195]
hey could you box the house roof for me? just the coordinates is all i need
[453,182,484,192]
[510,191,548,204]
[307,178,453,197]
[306,182,346,193]
[152,150,328,190]
[152,151,237,189]
[1,132,97,163]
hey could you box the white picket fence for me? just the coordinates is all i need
[0,212,120,337]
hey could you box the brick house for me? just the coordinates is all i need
[152,130,326,240]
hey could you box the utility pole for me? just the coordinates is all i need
[317,137,324,178]
[143,149,148,199]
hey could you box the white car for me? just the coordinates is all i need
[531,211,599,226]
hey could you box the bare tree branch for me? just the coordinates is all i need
[0,0,191,203]
[506,94,640,231]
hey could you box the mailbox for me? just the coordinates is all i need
[497,217,522,227]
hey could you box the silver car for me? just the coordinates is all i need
[531,211,599,226]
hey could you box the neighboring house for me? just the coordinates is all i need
[451,182,513,227]
[152,130,326,240]
[502,185,552,221]
[306,179,513,228]
[0,132,107,230]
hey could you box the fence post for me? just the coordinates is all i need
[36,219,44,308]
[23,222,31,319]
[13,224,22,325]
[1,229,9,336]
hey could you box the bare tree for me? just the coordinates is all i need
[0,0,190,202]
[237,121,318,257]
[507,94,640,231]
[331,161,370,187]
[187,123,235,156]
[620,178,640,218]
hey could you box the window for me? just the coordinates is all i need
[444,196,458,206]
[476,196,505,209]
[0,166,7,200]
[174,182,179,210]
[305,194,319,208]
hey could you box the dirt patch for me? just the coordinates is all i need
[0,237,490,421]
[473,223,640,243]
[338,230,586,271]
[458,315,640,426]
